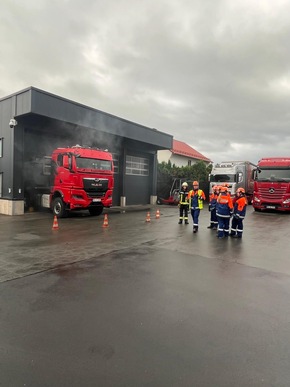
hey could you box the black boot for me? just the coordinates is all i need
[178,220,182,224]
[207,225,213,229]
[185,220,189,225]
[193,226,198,233]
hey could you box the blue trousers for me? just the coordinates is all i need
[231,217,244,236]
[191,208,200,227]
[217,216,230,238]
[209,208,218,228]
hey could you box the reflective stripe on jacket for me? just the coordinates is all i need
[234,196,247,219]
[179,189,189,205]
[209,193,218,210]
[188,189,206,209]
[216,193,233,217]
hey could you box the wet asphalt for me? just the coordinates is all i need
[1,205,290,386]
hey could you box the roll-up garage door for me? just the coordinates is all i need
[125,155,150,205]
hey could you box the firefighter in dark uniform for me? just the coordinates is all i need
[178,182,189,224]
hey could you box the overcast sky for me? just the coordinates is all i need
[1,0,290,164]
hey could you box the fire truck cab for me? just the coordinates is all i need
[24,145,114,217]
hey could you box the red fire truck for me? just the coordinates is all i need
[24,145,114,217]
[252,157,290,211]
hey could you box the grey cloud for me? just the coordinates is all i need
[1,0,290,164]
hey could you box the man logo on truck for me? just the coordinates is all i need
[91,179,102,187]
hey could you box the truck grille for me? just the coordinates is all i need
[83,178,108,198]
[258,187,286,200]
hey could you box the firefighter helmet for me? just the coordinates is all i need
[237,187,245,194]
[182,182,188,187]
[192,180,199,186]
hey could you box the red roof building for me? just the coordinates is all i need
[158,139,211,167]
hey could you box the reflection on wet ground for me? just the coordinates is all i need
[1,205,290,282]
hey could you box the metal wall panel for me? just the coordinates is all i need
[30,88,172,149]
[0,87,173,212]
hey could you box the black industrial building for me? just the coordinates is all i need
[0,87,172,215]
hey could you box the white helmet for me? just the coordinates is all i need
[182,182,188,187]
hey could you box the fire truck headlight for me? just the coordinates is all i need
[253,196,260,203]
[283,198,290,204]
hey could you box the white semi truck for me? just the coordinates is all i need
[209,161,256,202]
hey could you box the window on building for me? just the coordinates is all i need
[188,160,192,166]
[126,155,149,176]
[0,138,3,158]
[112,154,119,174]
[0,173,2,197]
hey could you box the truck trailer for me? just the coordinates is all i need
[252,157,290,211]
[209,161,256,201]
[24,145,114,217]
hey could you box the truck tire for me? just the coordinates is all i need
[52,197,68,218]
[89,206,103,216]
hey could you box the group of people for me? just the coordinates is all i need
[178,181,247,238]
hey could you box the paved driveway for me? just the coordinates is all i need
[1,205,290,386]
[0,205,289,282]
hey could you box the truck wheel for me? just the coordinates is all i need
[89,206,103,216]
[52,197,67,218]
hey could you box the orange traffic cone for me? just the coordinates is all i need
[155,209,160,219]
[146,212,151,223]
[52,215,59,230]
[102,214,109,228]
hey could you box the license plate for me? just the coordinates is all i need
[266,205,275,209]
[92,198,101,202]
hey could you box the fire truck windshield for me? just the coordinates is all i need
[76,157,112,171]
[210,174,236,182]
[256,168,290,181]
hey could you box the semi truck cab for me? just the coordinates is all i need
[24,145,114,217]
[253,158,290,211]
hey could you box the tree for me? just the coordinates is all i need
[157,160,212,200]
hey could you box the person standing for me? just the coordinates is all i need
[216,186,233,239]
[178,182,189,224]
[188,181,206,233]
[230,188,247,238]
[207,185,219,229]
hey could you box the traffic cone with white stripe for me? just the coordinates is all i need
[52,215,59,230]
[146,212,151,223]
[102,214,109,228]
[155,209,160,219]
